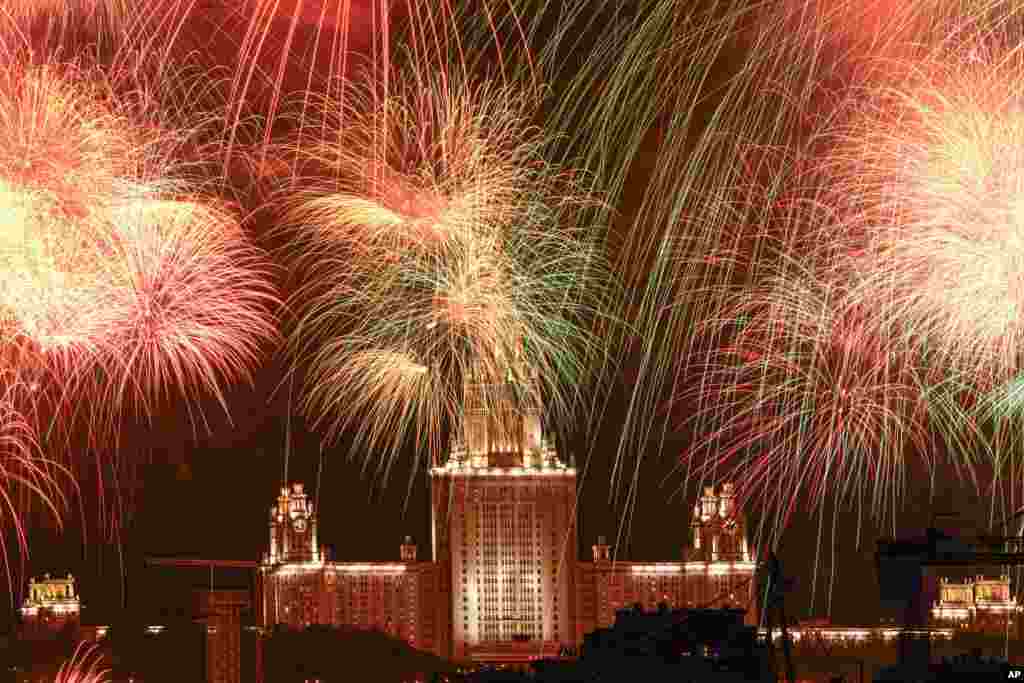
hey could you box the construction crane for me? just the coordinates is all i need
[760,551,796,683]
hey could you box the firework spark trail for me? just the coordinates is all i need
[0,0,204,82]
[53,643,111,683]
[537,0,866,526]
[0,0,131,39]
[525,1,1024,584]
[818,47,1024,390]
[278,65,609,474]
[219,0,546,176]
[682,261,942,531]
[223,0,397,172]
[0,381,68,601]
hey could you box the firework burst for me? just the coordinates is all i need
[278,67,608,471]
[0,62,152,388]
[90,197,279,429]
[0,60,279,449]
[816,46,1024,392]
[684,265,939,534]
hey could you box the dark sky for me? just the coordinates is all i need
[2,0,1013,633]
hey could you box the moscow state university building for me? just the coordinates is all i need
[259,373,757,662]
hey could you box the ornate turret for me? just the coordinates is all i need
[592,535,611,565]
[265,482,319,565]
[685,483,751,563]
[400,536,418,562]
[446,352,563,471]
[718,482,736,518]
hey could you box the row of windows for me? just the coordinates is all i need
[473,607,541,616]
[472,593,541,603]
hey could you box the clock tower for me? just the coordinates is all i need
[267,483,320,564]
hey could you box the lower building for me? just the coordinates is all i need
[931,575,1021,634]
[565,604,772,683]
[765,621,955,643]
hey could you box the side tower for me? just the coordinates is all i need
[430,362,577,661]
[260,483,438,652]
[261,483,322,628]
[684,483,757,623]
[686,483,751,563]
[576,483,758,641]
[266,482,320,565]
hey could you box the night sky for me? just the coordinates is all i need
[1,0,1011,634]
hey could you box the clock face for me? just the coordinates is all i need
[293,517,307,533]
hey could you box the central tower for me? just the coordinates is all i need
[430,361,577,661]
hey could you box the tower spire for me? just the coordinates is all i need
[448,349,560,469]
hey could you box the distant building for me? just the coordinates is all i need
[931,575,1021,634]
[764,622,954,643]
[20,573,80,639]
[259,360,758,664]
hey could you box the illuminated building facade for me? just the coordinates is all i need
[259,482,443,653]
[430,367,577,662]
[575,484,757,645]
[260,368,757,663]
[20,573,81,638]
[765,623,954,643]
[931,575,1021,633]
